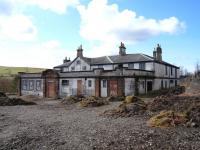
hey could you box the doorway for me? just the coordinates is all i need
[147,81,153,92]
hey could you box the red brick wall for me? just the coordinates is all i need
[95,78,100,97]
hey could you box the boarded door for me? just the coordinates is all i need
[47,81,56,98]
[109,80,118,96]
[77,80,82,95]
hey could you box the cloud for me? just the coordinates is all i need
[77,0,185,56]
[0,40,74,68]
[20,0,79,14]
[0,14,38,41]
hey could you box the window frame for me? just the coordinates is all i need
[88,80,92,87]
[139,63,145,70]
[76,60,81,65]
[36,80,42,91]
[102,80,107,88]
[62,80,69,86]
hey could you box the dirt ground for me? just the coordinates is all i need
[0,99,200,150]
[1,79,200,150]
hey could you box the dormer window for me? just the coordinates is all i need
[76,60,81,65]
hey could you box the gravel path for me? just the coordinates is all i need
[0,100,200,150]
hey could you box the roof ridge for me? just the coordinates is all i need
[106,56,113,63]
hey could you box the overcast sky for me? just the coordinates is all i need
[0,0,199,72]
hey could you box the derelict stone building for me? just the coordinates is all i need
[18,43,180,98]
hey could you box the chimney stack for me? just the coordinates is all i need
[77,45,83,58]
[119,42,126,56]
[63,57,70,63]
[156,44,162,61]
[153,48,157,59]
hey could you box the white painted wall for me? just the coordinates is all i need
[125,78,135,96]
[59,78,95,97]
[68,57,90,71]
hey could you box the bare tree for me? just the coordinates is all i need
[195,61,200,78]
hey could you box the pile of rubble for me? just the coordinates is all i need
[106,96,125,102]
[147,110,187,128]
[186,103,200,127]
[147,93,200,128]
[148,94,200,112]
[102,96,147,118]
[61,95,84,105]
[80,96,109,107]
[0,92,36,106]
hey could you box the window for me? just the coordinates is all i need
[142,81,145,89]
[36,80,42,91]
[139,63,145,70]
[171,67,173,75]
[98,65,103,68]
[62,80,69,86]
[22,80,28,90]
[165,66,168,75]
[82,66,86,71]
[71,66,75,71]
[170,80,174,84]
[161,80,164,89]
[29,80,34,90]
[128,63,134,69]
[76,60,81,65]
[118,64,123,68]
[88,80,92,87]
[102,80,107,88]
[175,80,177,86]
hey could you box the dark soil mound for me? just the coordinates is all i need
[102,96,147,118]
[186,103,200,127]
[148,95,200,112]
[0,91,6,97]
[106,96,125,102]
[0,96,36,106]
[61,95,84,105]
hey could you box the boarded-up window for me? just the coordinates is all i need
[29,80,34,90]
[22,80,28,90]
[36,80,42,91]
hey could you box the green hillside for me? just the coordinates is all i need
[0,66,46,77]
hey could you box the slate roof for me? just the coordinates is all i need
[80,54,153,65]
[54,53,178,68]
[54,61,72,68]
[20,73,42,78]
